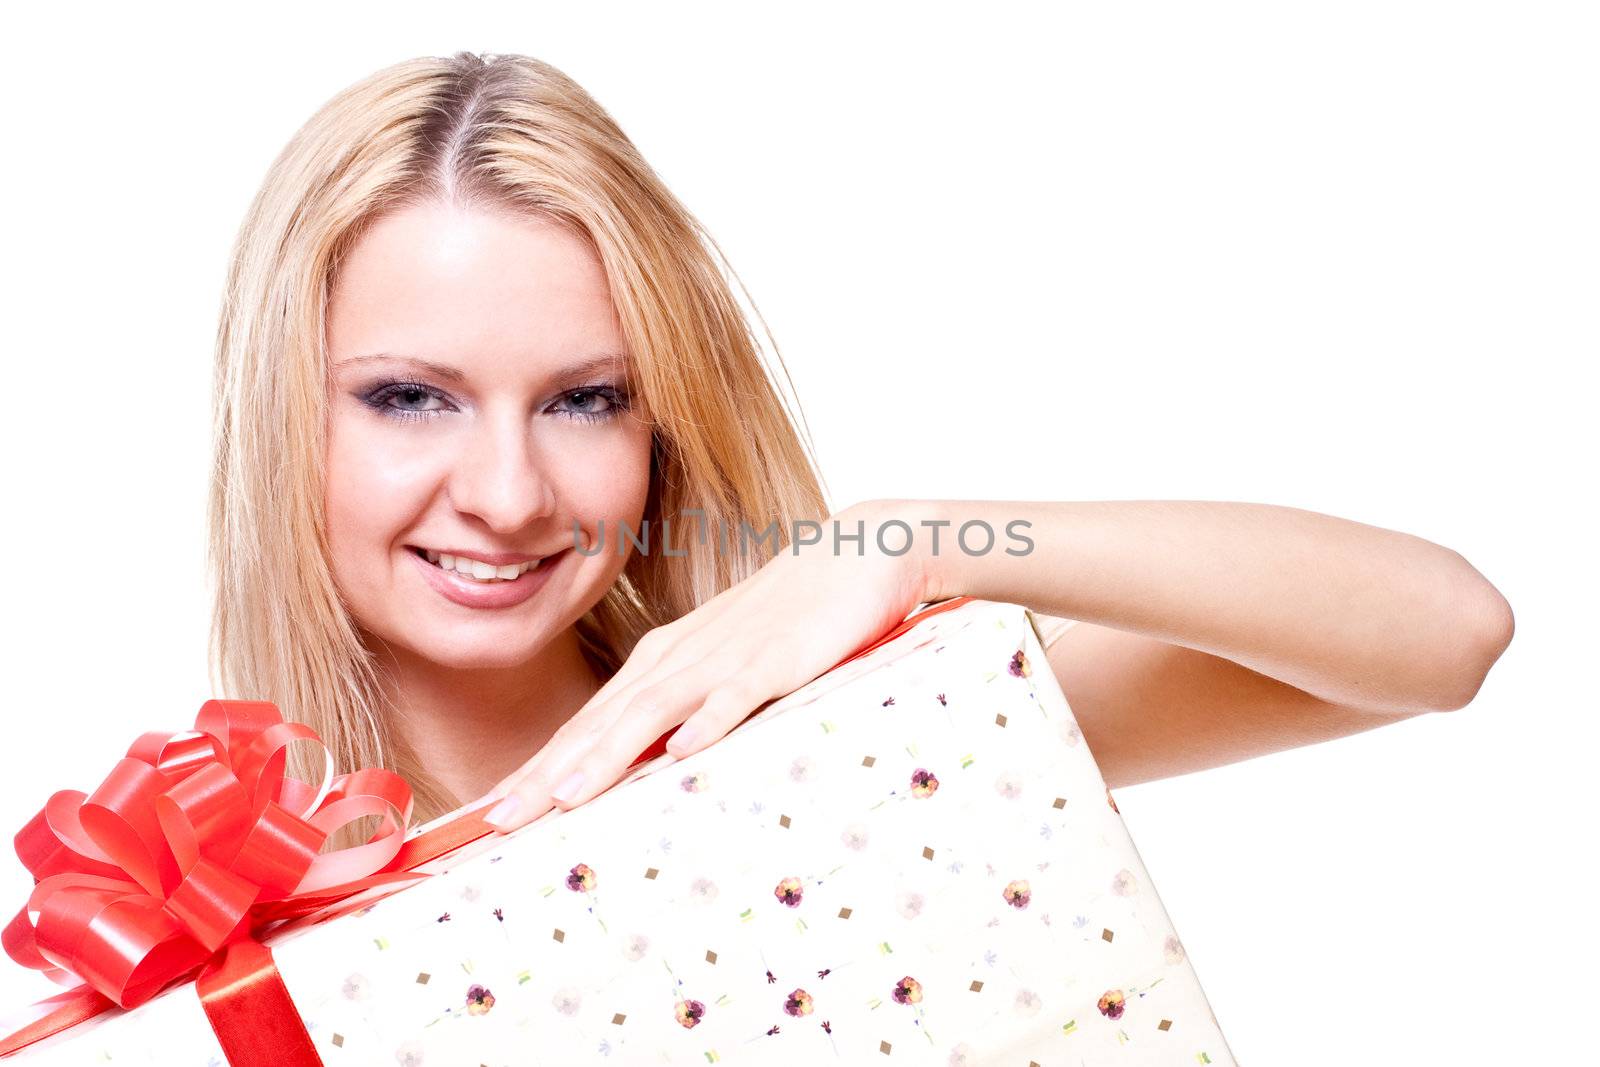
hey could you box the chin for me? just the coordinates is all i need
[425,632,549,671]
[370,618,545,672]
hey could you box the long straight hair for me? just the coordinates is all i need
[207,51,831,827]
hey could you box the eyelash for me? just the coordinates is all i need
[361,379,632,424]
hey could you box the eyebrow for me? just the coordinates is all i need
[335,352,629,383]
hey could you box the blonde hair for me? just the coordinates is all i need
[207,51,831,828]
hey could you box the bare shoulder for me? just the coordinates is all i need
[1035,615,1420,789]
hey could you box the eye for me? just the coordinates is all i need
[552,385,631,423]
[363,380,454,421]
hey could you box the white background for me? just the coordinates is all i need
[2,3,1595,1064]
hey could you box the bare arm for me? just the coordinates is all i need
[875,499,1514,786]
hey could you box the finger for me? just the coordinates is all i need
[543,654,765,813]
[478,628,743,832]
[476,710,611,828]
[480,692,679,831]
[664,680,770,759]
[558,672,770,814]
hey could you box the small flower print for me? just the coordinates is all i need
[674,998,706,1028]
[910,768,940,798]
[789,756,815,782]
[567,863,598,892]
[681,772,709,792]
[465,984,495,1016]
[994,772,1023,800]
[622,933,651,961]
[1110,868,1138,896]
[341,973,370,1001]
[948,1043,976,1065]
[1014,989,1042,1016]
[892,976,923,1005]
[1058,719,1083,746]
[895,890,926,919]
[552,987,583,1015]
[1097,989,1126,1019]
[775,876,804,907]
[936,693,948,706]
[784,988,814,1016]
[457,883,482,902]
[1003,879,1032,909]
[688,877,720,904]
[1163,934,1187,964]
[1009,650,1031,677]
[394,1041,424,1067]
[841,824,870,851]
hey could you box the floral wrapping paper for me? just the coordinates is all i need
[10,598,1234,1065]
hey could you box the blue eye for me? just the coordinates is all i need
[364,380,452,421]
[554,385,630,423]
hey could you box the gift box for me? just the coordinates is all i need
[3,596,1234,1064]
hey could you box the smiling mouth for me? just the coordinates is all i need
[409,546,553,583]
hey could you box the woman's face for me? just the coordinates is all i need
[324,201,653,670]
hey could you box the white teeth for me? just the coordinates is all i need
[421,549,539,582]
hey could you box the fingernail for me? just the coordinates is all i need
[485,794,521,828]
[550,770,586,804]
[667,725,700,756]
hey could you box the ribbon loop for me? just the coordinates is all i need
[3,700,415,1013]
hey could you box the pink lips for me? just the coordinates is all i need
[410,546,567,609]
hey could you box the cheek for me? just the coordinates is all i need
[324,418,439,572]
[547,426,654,526]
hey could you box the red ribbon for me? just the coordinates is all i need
[1,597,975,1062]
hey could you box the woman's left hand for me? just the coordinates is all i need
[476,499,935,832]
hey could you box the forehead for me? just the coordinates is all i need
[327,201,625,376]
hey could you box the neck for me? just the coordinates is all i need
[371,625,606,815]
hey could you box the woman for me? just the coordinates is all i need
[208,50,1513,841]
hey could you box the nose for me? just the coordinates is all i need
[447,403,557,537]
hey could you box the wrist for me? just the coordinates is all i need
[848,497,952,607]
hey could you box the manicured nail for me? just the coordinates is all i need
[667,725,700,756]
[485,794,521,828]
[551,770,586,804]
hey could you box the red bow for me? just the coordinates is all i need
[2,699,412,1012]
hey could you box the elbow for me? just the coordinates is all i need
[1428,564,1515,712]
